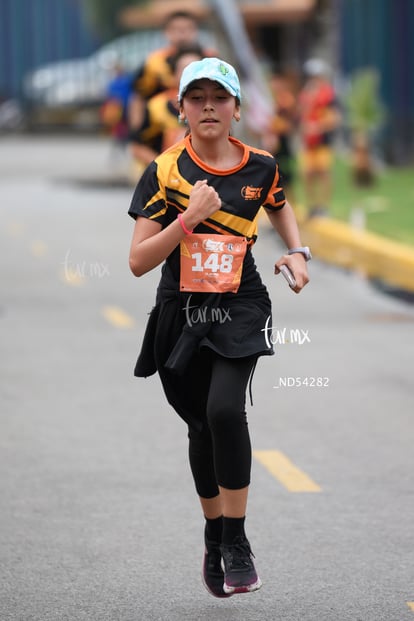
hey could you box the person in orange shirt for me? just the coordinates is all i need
[298,59,342,217]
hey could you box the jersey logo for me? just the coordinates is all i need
[202,238,225,253]
[241,185,263,200]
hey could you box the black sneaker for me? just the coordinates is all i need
[221,536,262,594]
[202,537,232,598]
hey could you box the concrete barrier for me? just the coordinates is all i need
[299,216,414,293]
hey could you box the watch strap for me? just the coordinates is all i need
[287,246,312,261]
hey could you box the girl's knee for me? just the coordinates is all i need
[207,403,247,432]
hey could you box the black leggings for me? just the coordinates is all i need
[187,352,257,498]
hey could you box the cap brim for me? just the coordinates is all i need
[180,77,238,100]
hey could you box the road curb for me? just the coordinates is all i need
[299,216,414,293]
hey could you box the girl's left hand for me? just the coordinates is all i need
[275,254,310,294]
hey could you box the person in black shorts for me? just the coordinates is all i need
[128,58,310,597]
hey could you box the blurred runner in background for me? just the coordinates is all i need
[128,44,203,180]
[100,61,132,155]
[128,10,216,179]
[298,59,342,217]
[131,10,215,99]
[261,69,298,204]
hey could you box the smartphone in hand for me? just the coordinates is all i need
[279,264,296,288]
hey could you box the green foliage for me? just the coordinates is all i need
[332,158,414,245]
[343,68,386,135]
[295,157,414,245]
[81,0,150,39]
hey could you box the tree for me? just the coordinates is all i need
[81,0,149,40]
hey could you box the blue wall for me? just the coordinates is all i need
[0,0,101,99]
[339,0,414,163]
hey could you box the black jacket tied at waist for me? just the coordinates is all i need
[133,259,273,429]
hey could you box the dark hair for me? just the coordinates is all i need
[163,11,200,29]
[167,43,204,73]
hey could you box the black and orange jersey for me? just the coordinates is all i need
[129,135,286,404]
[132,47,176,99]
[129,134,285,291]
[129,134,285,233]
[129,89,185,152]
[147,89,186,151]
[133,46,216,100]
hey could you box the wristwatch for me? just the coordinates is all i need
[287,246,312,261]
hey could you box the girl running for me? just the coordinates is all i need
[128,57,310,597]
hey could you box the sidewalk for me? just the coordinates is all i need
[298,213,414,294]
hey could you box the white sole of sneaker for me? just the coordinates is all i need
[223,576,262,595]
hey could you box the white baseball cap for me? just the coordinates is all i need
[178,57,242,102]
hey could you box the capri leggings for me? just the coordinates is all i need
[187,352,257,499]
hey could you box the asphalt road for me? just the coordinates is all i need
[1,135,414,621]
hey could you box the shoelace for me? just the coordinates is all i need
[224,540,255,569]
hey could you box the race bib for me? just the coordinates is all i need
[180,234,247,293]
